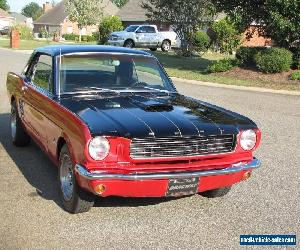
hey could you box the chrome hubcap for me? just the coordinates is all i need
[163,43,170,51]
[60,154,74,201]
[10,106,16,139]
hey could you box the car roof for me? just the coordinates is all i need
[34,45,153,57]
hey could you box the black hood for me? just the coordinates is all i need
[59,92,257,138]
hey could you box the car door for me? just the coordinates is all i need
[22,54,54,151]
[145,26,159,47]
[135,26,149,47]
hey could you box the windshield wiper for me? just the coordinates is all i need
[65,86,120,95]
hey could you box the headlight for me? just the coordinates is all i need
[88,137,110,160]
[240,130,256,150]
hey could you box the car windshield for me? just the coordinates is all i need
[58,53,176,94]
[125,25,139,32]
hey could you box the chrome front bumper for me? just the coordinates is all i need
[75,158,261,181]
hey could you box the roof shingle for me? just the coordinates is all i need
[34,0,119,25]
[117,0,147,22]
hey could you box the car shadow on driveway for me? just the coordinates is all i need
[0,113,178,211]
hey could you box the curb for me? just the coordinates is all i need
[0,47,33,54]
[171,77,300,96]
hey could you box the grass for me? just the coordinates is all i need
[152,51,300,91]
[0,38,96,50]
[0,39,298,91]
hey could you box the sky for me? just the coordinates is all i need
[7,0,47,12]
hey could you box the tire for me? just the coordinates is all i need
[123,39,134,48]
[10,100,30,146]
[58,144,95,214]
[200,186,232,198]
[149,47,157,51]
[161,40,171,52]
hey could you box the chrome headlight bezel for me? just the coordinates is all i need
[240,129,257,151]
[88,136,110,161]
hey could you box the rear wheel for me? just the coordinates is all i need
[161,40,171,52]
[58,144,95,213]
[123,39,134,48]
[10,101,30,146]
[200,186,232,198]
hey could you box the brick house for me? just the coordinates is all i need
[242,23,273,47]
[0,9,14,29]
[33,0,119,36]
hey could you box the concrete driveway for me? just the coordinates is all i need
[0,49,299,249]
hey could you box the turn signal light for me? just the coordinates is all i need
[242,171,251,181]
[94,184,106,194]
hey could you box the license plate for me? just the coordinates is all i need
[166,177,199,197]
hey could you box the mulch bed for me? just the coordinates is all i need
[215,67,300,90]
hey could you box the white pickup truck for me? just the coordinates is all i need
[108,25,177,52]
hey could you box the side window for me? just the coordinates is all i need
[32,55,53,92]
[146,26,156,33]
[137,26,147,33]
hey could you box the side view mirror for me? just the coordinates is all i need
[136,30,143,34]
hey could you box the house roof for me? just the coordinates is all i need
[34,0,119,25]
[9,12,27,23]
[0,8,11,18]
[117,0,147,22]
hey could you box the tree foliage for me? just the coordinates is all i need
[99,16,123,44]
[142,0,216,56]
[0,0,9,11]
[212,0,300,49]
[211,18,240,54]
[21,2,43,21]
[65,0,104,40]
[111,0,128,7]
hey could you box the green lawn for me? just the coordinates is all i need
[0,39,96,50]
[152,51,300,91]
[0,39,298,91]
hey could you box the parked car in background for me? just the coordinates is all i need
[6,45,261,214]
[0,26,11,35]
[108,25,178,52]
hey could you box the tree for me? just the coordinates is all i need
[21,2,43,21]
[65,0,104,42]
[210,18,241,54]
[0,0,9,11]
[99,16,123,44]
[111,0,128,8]
[212,0,300,49]
[142,0,216,56]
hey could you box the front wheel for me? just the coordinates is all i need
[149,47,157,51]
[199,186,231,198]
[58,144,95,213]
[10,101,30,146]
[123,39,134,48]
[161,40,171,52]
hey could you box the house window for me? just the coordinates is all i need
[81,28,87,35]
[67,26,73,34]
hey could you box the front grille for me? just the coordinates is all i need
[130,134,236,159]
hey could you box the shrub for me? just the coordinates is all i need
[192,31,211,53]
[12,24,33,40]
[99,16,123,44]
[291,48,300,69]
[207,58,240,73]
[290,71,300,80]
[255,48,293,73]
[62,33,79,41]
[236,46,266,66]
[210,18,241,54]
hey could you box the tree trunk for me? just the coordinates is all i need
[79,28,82,42]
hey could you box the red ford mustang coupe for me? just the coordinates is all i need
[6,45,261,213]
